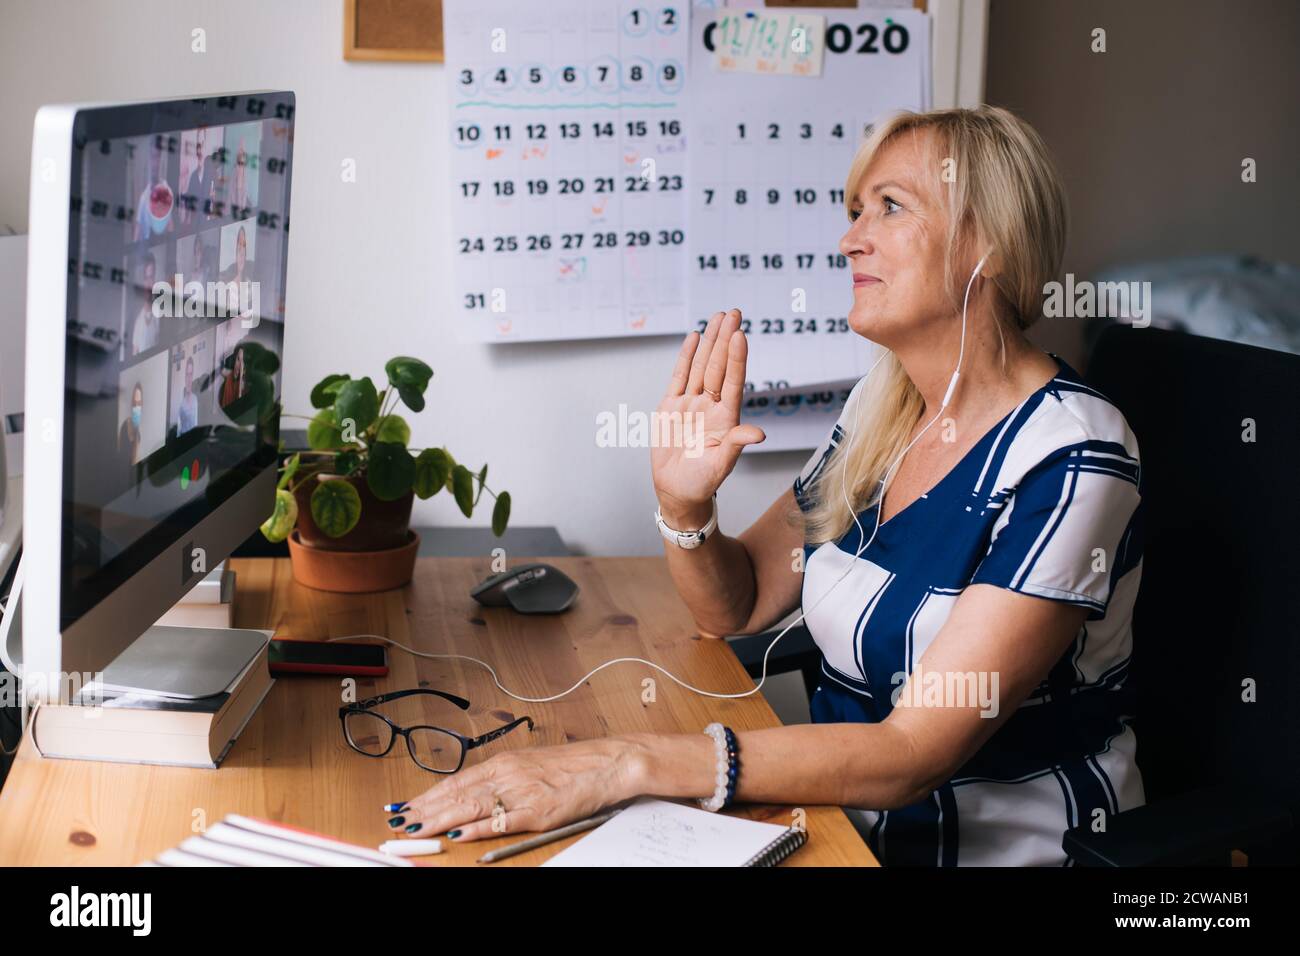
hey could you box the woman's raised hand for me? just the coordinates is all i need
[651,309,765,526]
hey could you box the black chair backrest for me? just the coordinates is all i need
[1087,326,1300,811]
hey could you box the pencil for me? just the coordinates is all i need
[476,808,623,864]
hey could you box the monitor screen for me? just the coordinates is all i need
[60,93,294,626]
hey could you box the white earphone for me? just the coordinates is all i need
[338,254,992,704]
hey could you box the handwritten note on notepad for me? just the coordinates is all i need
[712,11,827,77]
[542,798,797,867]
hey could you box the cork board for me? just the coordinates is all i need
[340,0,920,63]
[342,0,926,65]
[344,0,444,62]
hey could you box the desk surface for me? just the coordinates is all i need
[0,556,876,867]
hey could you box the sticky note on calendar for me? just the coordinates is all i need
[711,11,827,77]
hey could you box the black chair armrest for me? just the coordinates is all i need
[728,625,822,700]
[1063,782,1293,866]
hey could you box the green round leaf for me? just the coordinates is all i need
[335,376,379,434]
[396,385,425,413]
[310,479,362,538]
[334,449,361,475]
[385,357,433,413]
[442,450,459,491]
[385,356,433,392]
[323,377,349,402]
[413,448,451,499]
[366,442,416,501]
[310,374,350,409]
[260,488,298,543]
[491,491,511,537]
[451,464,474,517]
[374,414,411,446]
[307,408,342,450]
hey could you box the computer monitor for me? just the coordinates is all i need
[22,92,295,702]
[0,235,26,590]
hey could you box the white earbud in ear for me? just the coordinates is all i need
[941,251,993,409]
[941,370,960,409]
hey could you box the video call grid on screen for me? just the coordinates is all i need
[61,92,294,623]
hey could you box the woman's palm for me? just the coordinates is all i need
[651,310,765,513]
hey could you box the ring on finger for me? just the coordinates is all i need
[703,387,721,401]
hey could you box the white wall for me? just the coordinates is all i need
[986,0,1300,370]
[0,1,988,725]
[0,0,812,556]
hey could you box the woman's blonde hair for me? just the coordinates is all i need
[802,106,1068,545]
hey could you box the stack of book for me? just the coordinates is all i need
[30,638,273,767]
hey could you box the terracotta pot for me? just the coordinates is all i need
[287,529,420,593]
[293,474,414,552]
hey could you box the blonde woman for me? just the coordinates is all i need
[396,107,1145,866]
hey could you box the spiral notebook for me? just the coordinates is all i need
[542,798,806,867]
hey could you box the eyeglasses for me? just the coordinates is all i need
[339,689,534,774]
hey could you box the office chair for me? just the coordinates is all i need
[1061,325,1299,865]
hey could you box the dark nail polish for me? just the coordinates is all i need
[386,802,407,813]
[387,816,405,827]
[405,823,423,834]
[447,829,462,839]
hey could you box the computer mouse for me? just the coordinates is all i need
[470,562,579,615]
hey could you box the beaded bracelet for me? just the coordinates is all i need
[698,722,739,812]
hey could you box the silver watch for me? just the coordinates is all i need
[655,496,718,550]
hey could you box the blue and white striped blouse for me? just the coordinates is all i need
[793,354,1145,866]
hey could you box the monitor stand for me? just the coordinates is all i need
[1,561,269,701]
[93,625,269,699]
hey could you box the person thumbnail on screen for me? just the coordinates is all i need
[128,134,176,243]
[219,121,262,216]
[123,248,167,357]
[218,219,257,318]
[176,228,220,315]
[116,349,168,477]
[168,330,215,437]
[177,125,224,225]
[213,318,250,413]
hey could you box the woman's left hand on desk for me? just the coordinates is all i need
[395,737,647,842]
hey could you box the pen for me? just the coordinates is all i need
[476,808,623,864]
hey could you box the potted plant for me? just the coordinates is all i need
[260,356,511,592]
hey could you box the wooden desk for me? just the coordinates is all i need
[0,557,876,867]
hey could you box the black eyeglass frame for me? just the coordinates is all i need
[338,689,534,774]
